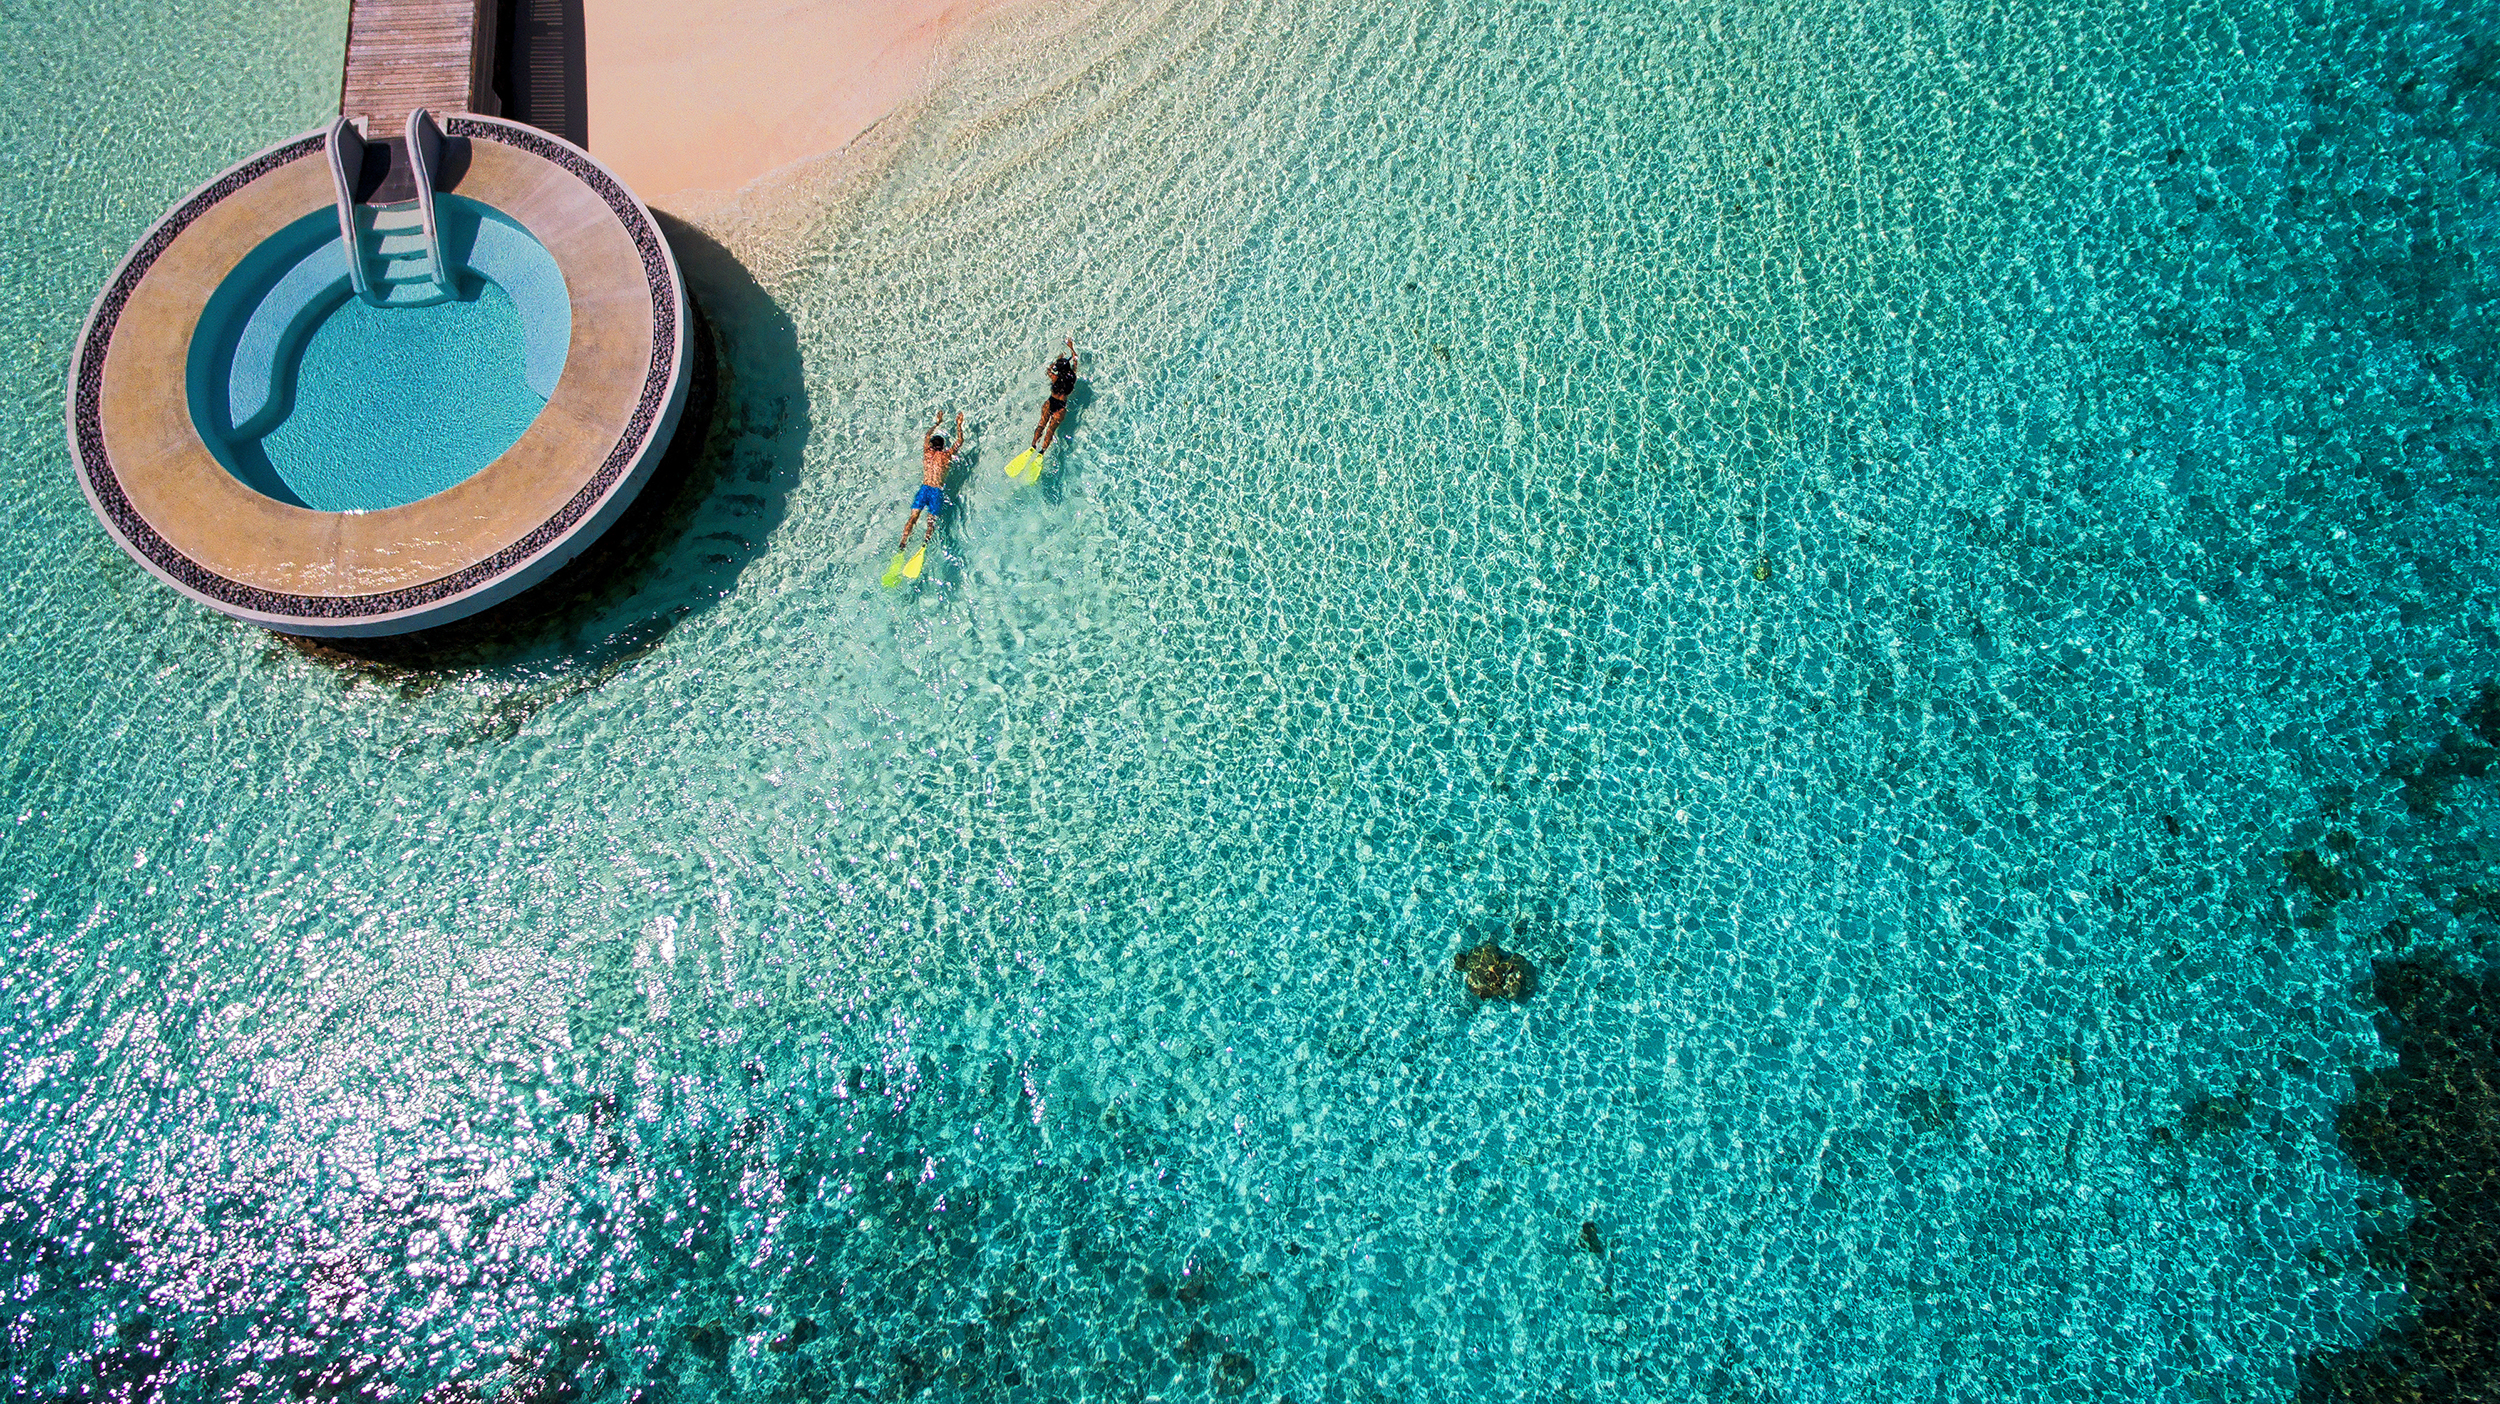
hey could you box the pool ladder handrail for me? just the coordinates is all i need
[404,108,449,299]
[323,116,378,305]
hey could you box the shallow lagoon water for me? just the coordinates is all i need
[5,0,2500,1399]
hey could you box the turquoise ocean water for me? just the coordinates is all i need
[5,0,2498,1398]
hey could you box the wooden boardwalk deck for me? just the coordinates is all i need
[340,0,496,126]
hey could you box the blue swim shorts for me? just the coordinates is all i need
[912,484,944,513]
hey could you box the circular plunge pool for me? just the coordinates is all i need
[186,194,569,512]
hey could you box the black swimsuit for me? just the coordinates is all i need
[1046,364,1076,414]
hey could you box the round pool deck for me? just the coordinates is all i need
[67,115,691,637]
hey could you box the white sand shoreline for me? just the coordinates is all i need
[582,0,1105,221]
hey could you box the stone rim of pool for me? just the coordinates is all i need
[66,113,691,638]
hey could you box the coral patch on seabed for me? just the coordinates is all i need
[1454,941,1532,1001]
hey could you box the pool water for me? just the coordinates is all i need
[7,0,2500,1399]
[233,279,544,509]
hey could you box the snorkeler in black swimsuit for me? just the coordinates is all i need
[1030,337,1079,452]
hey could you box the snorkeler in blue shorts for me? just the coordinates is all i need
[898,410,963,555]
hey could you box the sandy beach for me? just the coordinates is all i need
[582,0,1074,216]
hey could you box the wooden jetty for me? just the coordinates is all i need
[339,0,499,126]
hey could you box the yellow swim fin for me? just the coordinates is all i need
[880,551,909,587]
[901,546,928,580]
[1005,448,1036,480]
[1020,448,1046,483]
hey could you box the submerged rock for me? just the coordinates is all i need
[1455,941,1532,1000]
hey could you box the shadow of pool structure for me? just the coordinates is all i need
[286,214,804,678]
[68,113,691,637]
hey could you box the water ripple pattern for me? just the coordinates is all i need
[4,0,2498,1399]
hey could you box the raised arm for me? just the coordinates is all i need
[928,411,945,441]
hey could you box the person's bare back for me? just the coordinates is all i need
[1030,337,1079,452]
[899,410,963,553]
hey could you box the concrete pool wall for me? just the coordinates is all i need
[67,114,690,637]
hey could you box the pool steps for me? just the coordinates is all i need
[365,206,453,306]
[323,110,453,307]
